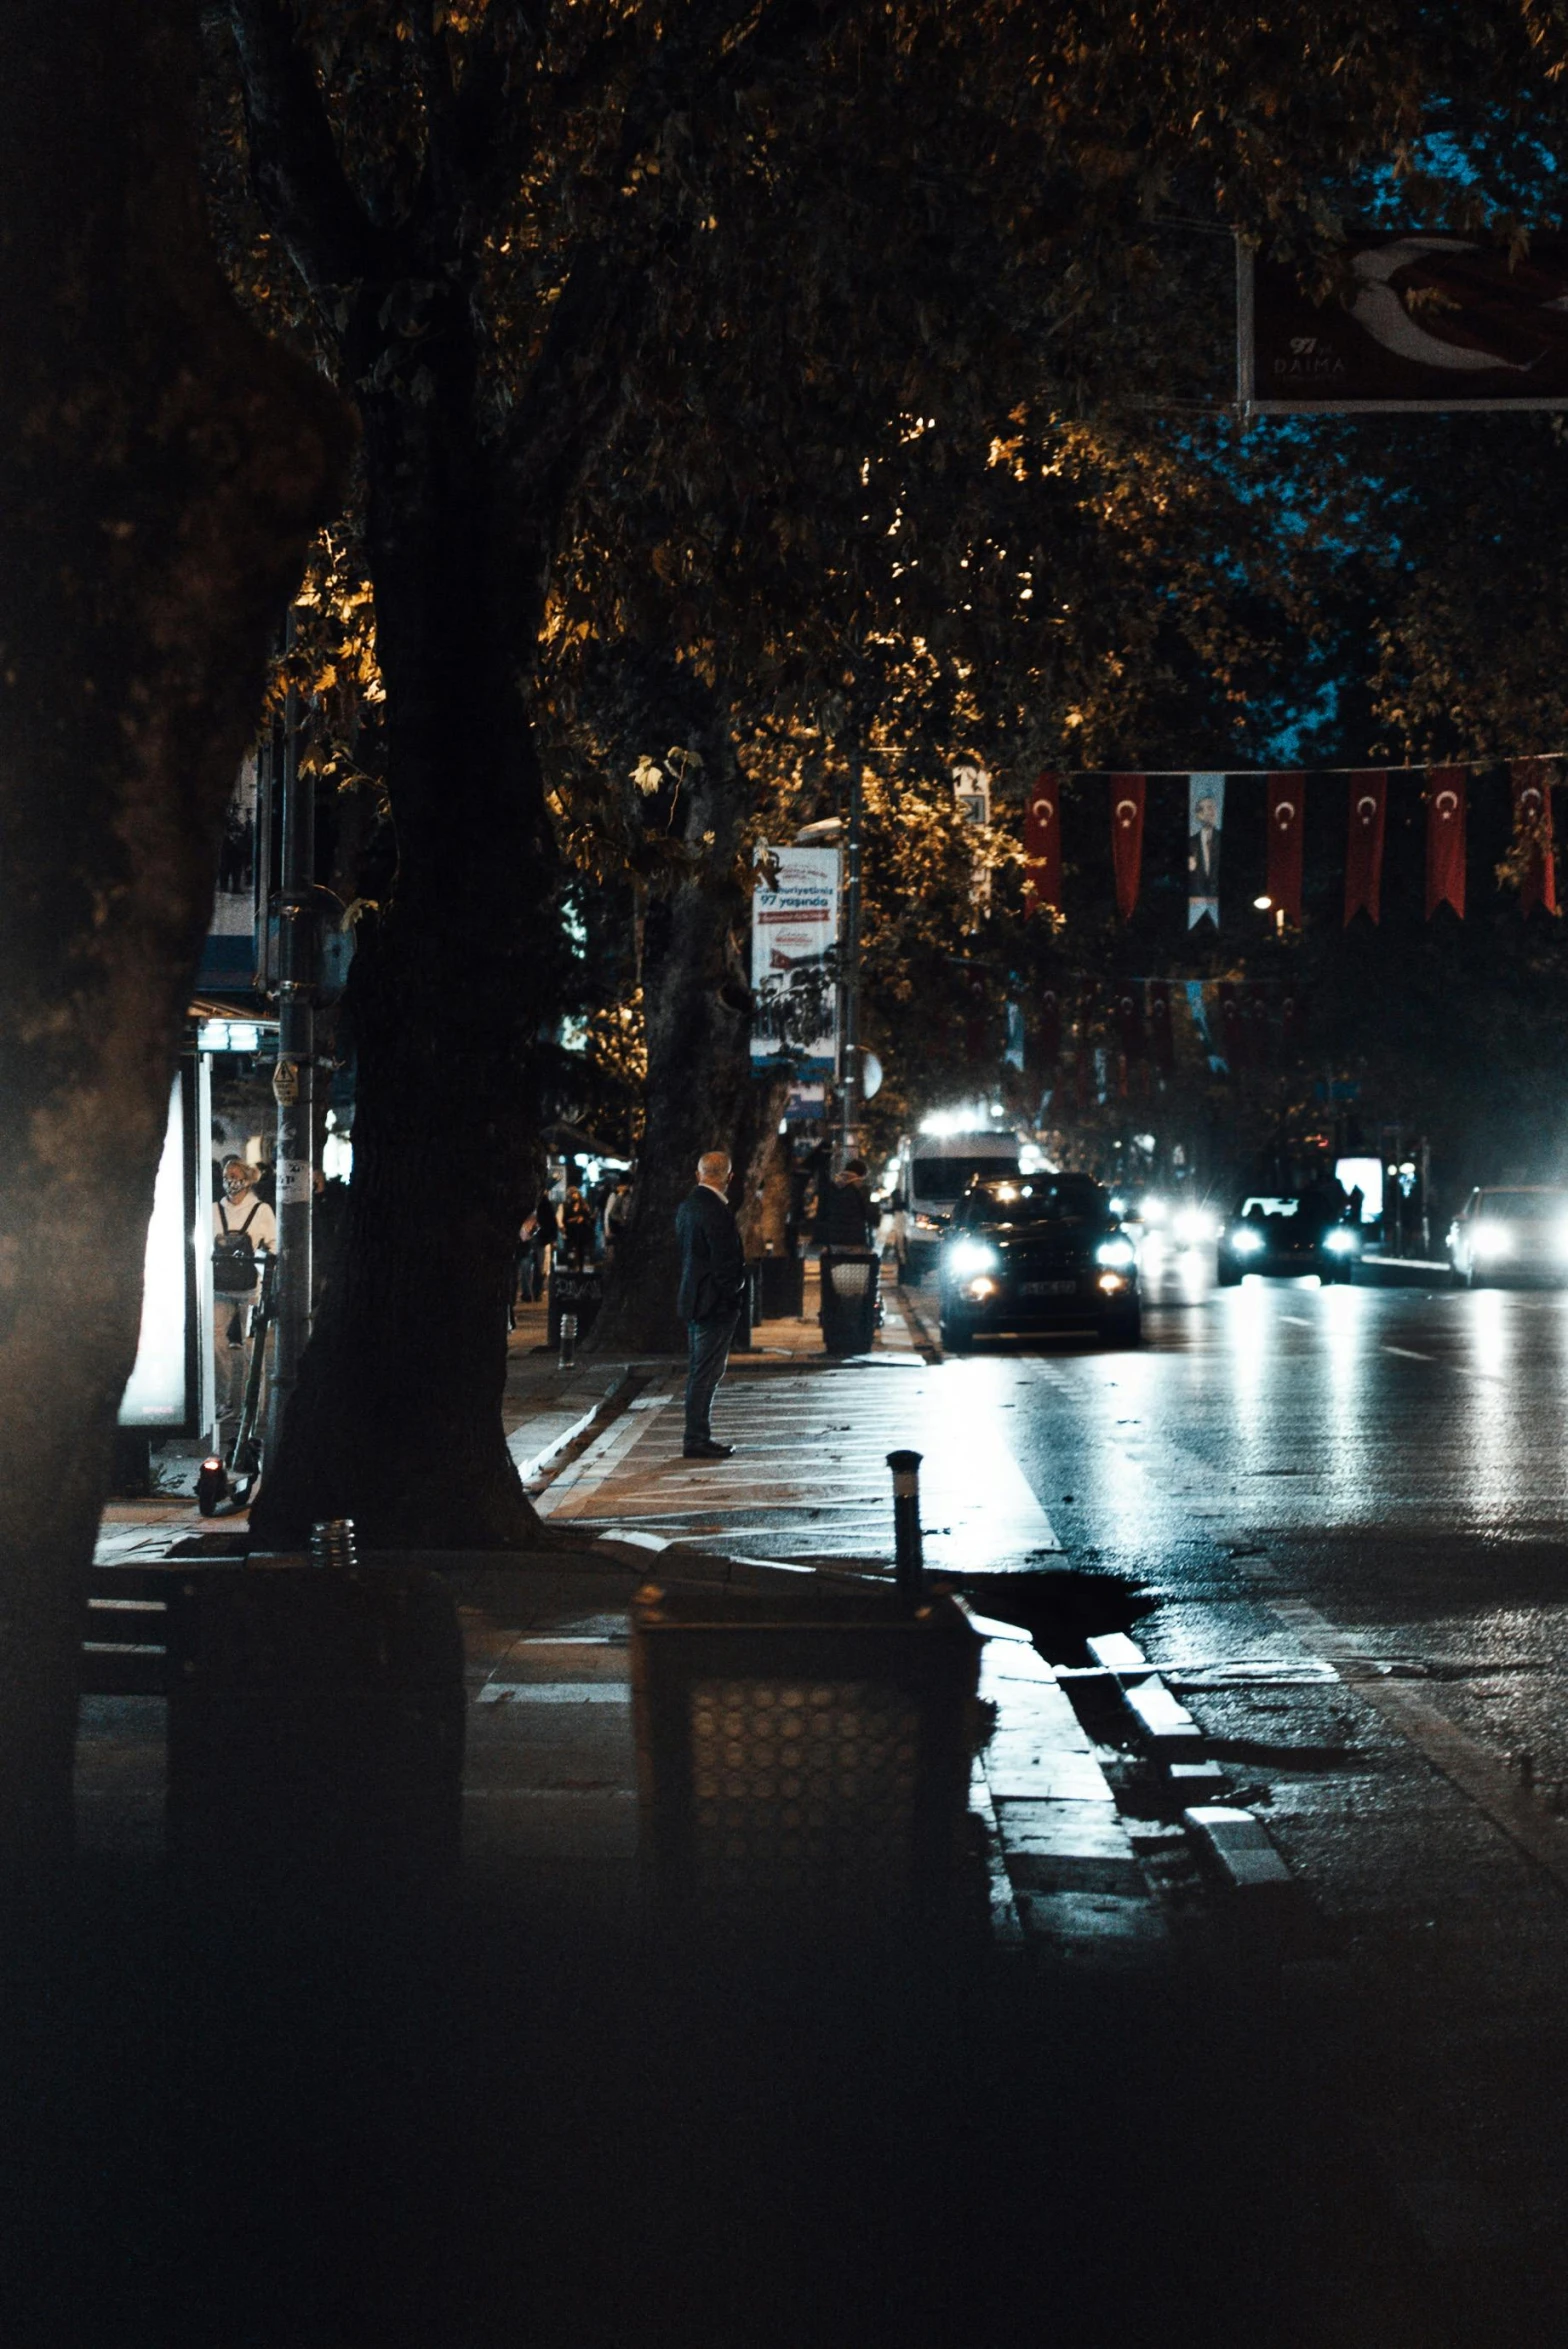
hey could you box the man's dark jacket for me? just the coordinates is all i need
[816,1179,878,1249]
[676,1184,747,1323]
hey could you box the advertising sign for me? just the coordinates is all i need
[197,753,260,992]
[1242,235,1568,413]
[118,1071,197,1431]
[750,846,840,1070]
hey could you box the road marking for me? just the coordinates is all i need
[1263,1592,1568,1894]
[1382,1344,1434,1360]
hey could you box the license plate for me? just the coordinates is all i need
[1021,1278,1078,1297]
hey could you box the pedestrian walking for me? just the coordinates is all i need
[559,1184,596,1269]
[211,1158,277,1458]
[675,1150,747,1459]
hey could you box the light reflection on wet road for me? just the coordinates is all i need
[950,1250,1568,2275]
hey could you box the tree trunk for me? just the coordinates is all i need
[0,0,346,1874]
[251,353,562,1549]
[590,706,756,1357]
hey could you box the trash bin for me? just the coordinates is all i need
[165,1562,466,1898]
[631,1578,983,1932]
[548,1263,602,1348]
[819,1249,879,1354]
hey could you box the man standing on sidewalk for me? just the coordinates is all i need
[676,1150,747,1460]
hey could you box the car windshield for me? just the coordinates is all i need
[912,1154,1020,1202]
[1478,1191,1568,1220]
[959,1177,1106,1228]
[1237,1196,1300,1219]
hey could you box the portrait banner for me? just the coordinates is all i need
[1037,984,1063,1067]
[1425,768,1468,921]
[1148,980,1174,1074]
[1344,772,1387,926]
[1187,774,1225,928]
[1265,773,1306,923]
[1109,774,1146,920]
[1511,759,1559,916]
[1023,773,1062,914]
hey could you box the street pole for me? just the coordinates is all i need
[267,613,315,1462]
[839,724,864,1170]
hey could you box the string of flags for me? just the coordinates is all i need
[1029,974,1303,1088]
[1021,759,1563,925]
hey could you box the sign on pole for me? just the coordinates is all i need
[750,846,840,1071]
[1240,234,1568,414]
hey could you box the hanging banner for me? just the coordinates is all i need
[1281,986,1306,1058]
[1245,984,1272,1069]
[1114,983,1145,1062]
[1037,985,1062,1067]
[1425,768,1468,920]
[750,845,840,1069]
[1344,772,1387,926]
[1147,981,1173,1074]
[1266,773,1306,923]
[1109,775,1146,920]
[1241,235,1568,414]
[1184,978,1222,1071]
[1187,774,1224,928]
[1216,980,1246,1072]
[198,754,261,992]
[1511,759,1559,916]
[1022,773,1062,915]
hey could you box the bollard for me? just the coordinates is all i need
[311,1517,357,1570]
[886,1448,925,1602]
[559,1310,578,1368]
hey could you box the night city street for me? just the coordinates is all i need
[24,6,1568,2347]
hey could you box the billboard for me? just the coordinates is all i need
[750,846,840,1071]
[1241,235,1568,413]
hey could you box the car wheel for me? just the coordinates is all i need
[940,1316,973,1356]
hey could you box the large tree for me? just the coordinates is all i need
[0,0,346,1873]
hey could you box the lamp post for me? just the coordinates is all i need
[266,613,315,1461]
[839,725,864,1169]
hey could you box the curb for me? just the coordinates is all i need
[512,1366,644,1488]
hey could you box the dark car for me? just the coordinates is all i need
[1216,1192,1359,1285]
[1446,1186,1568,1286]
[938,1175,1140,1353]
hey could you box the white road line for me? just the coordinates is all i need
[1382,1344,1434,1360]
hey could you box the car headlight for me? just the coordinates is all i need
[1140,1197,1168,1225]
[1095,1237,1136,1271]
[1174,1207,1217,1244]
[1230,1227,1265,1255]
[1471,1222,1510,1257]
[948,1238,1000,1278]
[1323,1227,1357,1254]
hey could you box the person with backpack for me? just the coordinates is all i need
[212,1158,277,1456]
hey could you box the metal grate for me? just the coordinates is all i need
[688,1676,920,1905]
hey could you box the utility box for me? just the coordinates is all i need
[630,1579,983,1932]
[165,1563,465,1898]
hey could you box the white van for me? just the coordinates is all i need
[894,1129,1022,1279]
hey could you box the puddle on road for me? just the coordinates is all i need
[959,1566,1152,1665]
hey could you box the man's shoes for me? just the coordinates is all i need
[682,1440,734,1459]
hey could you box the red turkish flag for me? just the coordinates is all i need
[1425,768,1467,920]
[1217,980,1246,1073]
[1022,774,1061,915]
[1344,773,1386,926]
[1511,759,1558,916]
[1266,774,1305,923]
[1037,986,1063,1067]
[1115,984,1145,1061]
[1148,980,1174,1073]
[1109,775,1146,920]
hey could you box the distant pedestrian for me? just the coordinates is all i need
[211,1159,276,1458]
[559,1184,595,1269]
[816,1157,879,1249]
[604,1176,634,1261]
[676,1150,747,1459]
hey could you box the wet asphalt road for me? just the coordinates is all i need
[946,1247,1568,2333]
